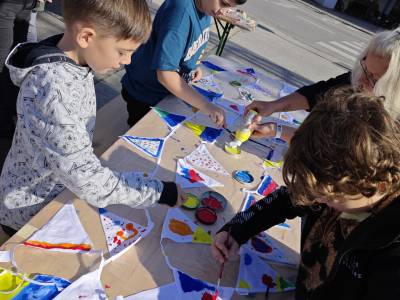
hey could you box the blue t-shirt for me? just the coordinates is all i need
[121,0,211,106]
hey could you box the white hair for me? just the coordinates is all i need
[351,28,400,119]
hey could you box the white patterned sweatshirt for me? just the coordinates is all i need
[0,35,177,230]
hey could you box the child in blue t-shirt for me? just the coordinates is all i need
[121,0,247,127]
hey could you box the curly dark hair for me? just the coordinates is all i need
[283,87,400,206]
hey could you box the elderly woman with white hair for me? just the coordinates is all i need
[246,28,400,141]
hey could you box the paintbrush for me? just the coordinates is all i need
[214,227,231,300]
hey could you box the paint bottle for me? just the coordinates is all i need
[225,110,258,155]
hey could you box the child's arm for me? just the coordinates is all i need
[157,70,225,127]
[219,187,305,246]
[20,67,179,209]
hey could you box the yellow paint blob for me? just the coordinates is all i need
[182,194,200,209]
[183,121,205,136]
[238,279,251,289]
[224,144,241,155]
[169,219,194,236]
[192,227,212,244]
[0,269,30,299]
[263,159,283,168]
[235,128,252,143]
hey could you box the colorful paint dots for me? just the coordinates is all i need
[200,191,227,213]
[233,170,254,185]
[229,80,242,87]
[195,207,218,225]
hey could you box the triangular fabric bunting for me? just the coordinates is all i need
[153,107,186,130]
[54,265,106,300]
[185,144,229,176]
[236,67,257,79]
[99,208,149,257]
[192,75,224,100]
[23,203,93,252]
[244,233,295,266]
[176,159,223,189]
[183,121,223,143]
[122,135,164,158]
[161,208,212,245]
[215,98,245,116]
[236,248,295,295]
[0,269,70,300]
[173,268,234,300]
[201,61,226,72]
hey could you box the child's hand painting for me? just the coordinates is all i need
[207,104,225,128]
[175,185,188,207]
[245,100,276,122]
[211,231,239,264]
[192,67,203,83]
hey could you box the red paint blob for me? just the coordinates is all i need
[251,237,273,253]
[201,292,214,300]
[196,207,217,225]
[202,196,223,210]
[262,274,276,288]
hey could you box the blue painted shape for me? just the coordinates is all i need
[178,271,215,293]
[244,253,252,266]
[192,85,223,102]
[13,274,70,300]
[243,194,257,211]
[277,222,291,229]
[199,127,223,143]
[234,170,254,184]
[99,208,107,214]
[256,175,278,197]
[154,108,186,129]
[201,61,226,72]
[123,136,164,158]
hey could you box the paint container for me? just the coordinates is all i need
[182,194,200,210]
[233,170,254,185]
[195,207,218,225]
[200,191,227,213]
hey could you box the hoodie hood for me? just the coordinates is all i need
[5,34,89,87]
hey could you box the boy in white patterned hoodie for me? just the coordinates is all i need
[0,0,185,233]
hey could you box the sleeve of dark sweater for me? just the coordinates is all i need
[219,186,306,245]
[297,71,351,111]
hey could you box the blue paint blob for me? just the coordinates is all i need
[99,208,107,214]
[13,274,70,300]
[234,170,254,184]
[244,253,252,266]
[201,61,226,72]
[178,271,215,293]
[200,127,223,143]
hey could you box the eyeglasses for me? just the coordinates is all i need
[360,57,377,87]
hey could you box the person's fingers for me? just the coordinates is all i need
[227,242,239,257]
[211,243,226,264]
[253,114,263,124]
[214,234,230,258]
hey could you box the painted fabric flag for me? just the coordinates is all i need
[99,208,149,257]
[153,107,186,130]
[183,121,223,143]
[122,136,164,159]
[256,175,279,197]
[185,144,229,176]
[173,269,234,300]
[215,98,245,116]
[176,159,223,189]
[161,208,212,245]
[54,266,106,300]
[23,203,93,252]
[236,67,257,79]
[0,269,70,300]
[245,234,294,266]
[201,60,226,72]
[236,249,295,295]
[192,75,224,101]
[121,283,178,300]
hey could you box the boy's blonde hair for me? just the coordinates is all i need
[352,28,400,119]
[62,0,152,43]
[283,88,400,206]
